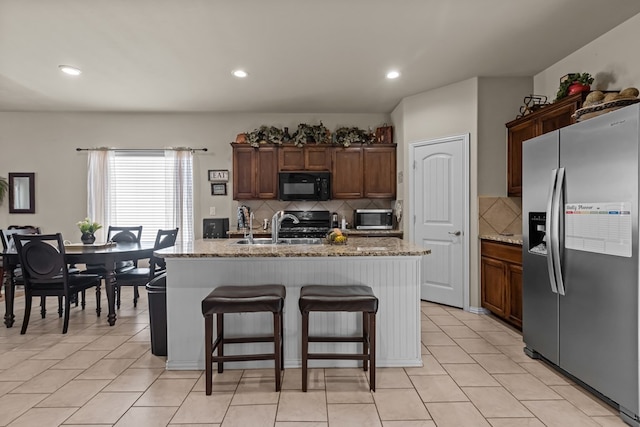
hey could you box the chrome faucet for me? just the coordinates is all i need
[271,211,299,243]
[244,212,255,244]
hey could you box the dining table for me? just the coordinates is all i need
[2,241,156,328]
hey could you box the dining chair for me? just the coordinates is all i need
[0,227,60,316]
[13,233,102,334]
[84,225,143,274]
[115,228,178,308]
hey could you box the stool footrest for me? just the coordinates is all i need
[308,336,367,343]
[213,353,275,363]
[307,353,369,361]
[218,336,276,344]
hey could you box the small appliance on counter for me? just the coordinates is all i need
[236,205,250,230]
[353,209,393,230]
[331,212,339,228]
[203,218,229,239]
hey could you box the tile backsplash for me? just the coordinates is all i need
[234,199,395,229]
[479,196,522,235]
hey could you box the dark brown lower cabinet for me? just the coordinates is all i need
[481,240,522,329]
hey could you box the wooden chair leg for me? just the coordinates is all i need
[274,312,282,391]
[205,313,213,395]
[133,284,139,307]
[116,284,121,309]
[302,312,309,392]
[95,284,101,317]
[21,293,33,335]
[216,313,224,373]
[40,296,46,318]
[62,296,71,334]
[362,311,369,372]
[58,296,63,318]
[369,311,376,392]
[280,309,285,371]
[81,290,86,309]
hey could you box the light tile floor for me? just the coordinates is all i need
[0,289,627,426]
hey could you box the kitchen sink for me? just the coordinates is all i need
[279,237,323,245]
[234,238,275,245]
[234,237,324,245]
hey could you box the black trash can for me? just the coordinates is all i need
[146,273,167,356]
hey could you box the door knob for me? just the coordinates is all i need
[448,230,462,236]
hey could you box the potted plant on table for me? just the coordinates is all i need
[555,73,594,101]
[77,218,102,244]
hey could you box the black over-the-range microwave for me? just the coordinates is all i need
[278,171,331,201]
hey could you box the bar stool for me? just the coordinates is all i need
[298,285,379,392]
[201,284,286,395]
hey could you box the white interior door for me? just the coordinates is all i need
[410,135,468,308]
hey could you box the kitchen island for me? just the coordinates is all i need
[157,237,429,370]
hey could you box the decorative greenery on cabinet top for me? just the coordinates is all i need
[237,122,387,148]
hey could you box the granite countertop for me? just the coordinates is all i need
[227,229,403,238]
[479,234,523,246]
[342,229,403,237]
[157,237,429,258]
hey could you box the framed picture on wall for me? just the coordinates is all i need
[208,170,229,182]
[211,183,227,195]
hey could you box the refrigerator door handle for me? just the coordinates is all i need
[552,167,566,296]
[546,168,559,294]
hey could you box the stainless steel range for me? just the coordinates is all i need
[278,210,331,238]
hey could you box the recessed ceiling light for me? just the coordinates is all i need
[232,69,248,78]
[386,70,400,79]
[59,65,82,76]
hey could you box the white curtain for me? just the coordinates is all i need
[165,149,193,243]
[87,149,112,242]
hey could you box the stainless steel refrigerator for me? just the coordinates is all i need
[523,103,640,426]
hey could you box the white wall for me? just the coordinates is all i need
[534,13,640,99]
[477,77,532,196]
[391,76,531,309]
[392,77,481,307]
[0,112,388,239]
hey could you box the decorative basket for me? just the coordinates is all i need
[573,98,640,122]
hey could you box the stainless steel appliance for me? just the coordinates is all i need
[278,210,331,238]
[278,172,331,201]
[353,209,393,230]
[522,104,640,426]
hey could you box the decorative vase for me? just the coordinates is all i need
[81,232,96,245]
[568,83,590,96]
[282,127,291,143]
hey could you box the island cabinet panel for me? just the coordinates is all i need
[363,146,396,198]
[232,144,278,200]
[165,255,423,370]
[279,146,331,171]
[481,240,522,329]
[506,92,586,197]
[332,147,364,198]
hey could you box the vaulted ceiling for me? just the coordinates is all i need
[2,0,639,113]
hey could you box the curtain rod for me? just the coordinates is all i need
[76,147,208,152]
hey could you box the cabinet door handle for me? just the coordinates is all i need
[448,231,462,236]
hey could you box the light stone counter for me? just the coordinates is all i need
[159,237,427,258]
[479,234,523,246]
[157,237,429,371]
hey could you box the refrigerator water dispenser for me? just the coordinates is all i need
[528,212,547,255]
